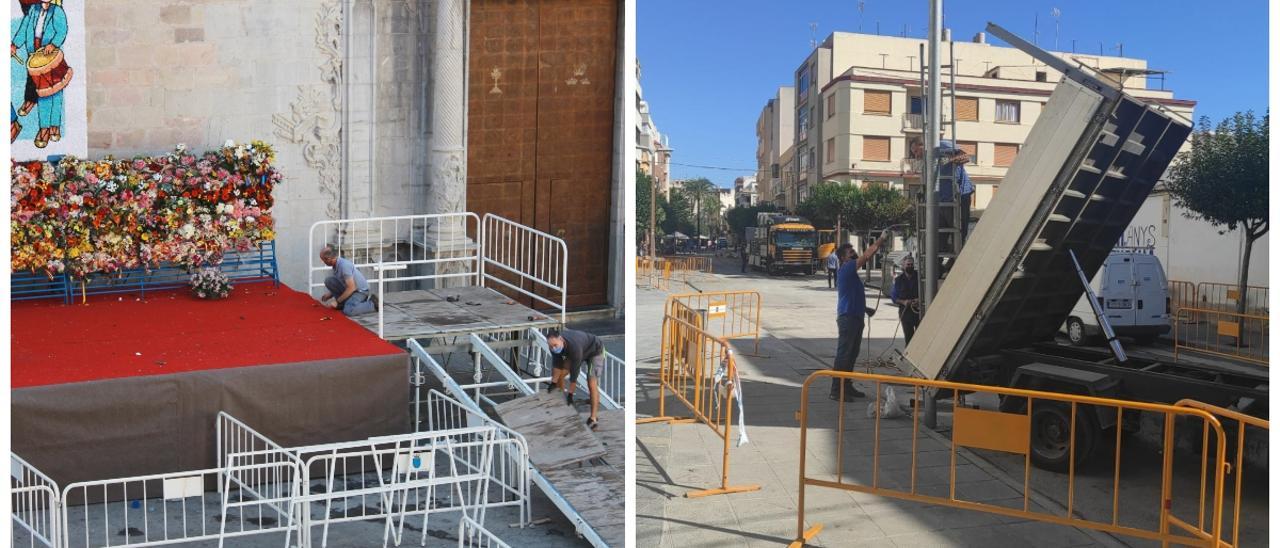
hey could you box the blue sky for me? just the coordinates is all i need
[638,0,1269,188]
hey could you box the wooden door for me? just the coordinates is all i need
[468,0,618,309]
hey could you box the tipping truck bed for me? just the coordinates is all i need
[904,29,1193,383]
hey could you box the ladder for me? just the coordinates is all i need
[913,41,967,286]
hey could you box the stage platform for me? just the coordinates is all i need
[351,286,561,341]
[11,285,409,487]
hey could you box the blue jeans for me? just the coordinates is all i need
[831,315,863,395]
[325,275,375,316]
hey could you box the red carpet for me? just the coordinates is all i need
[11,284,403,388]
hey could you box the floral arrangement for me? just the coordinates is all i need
[189,268,233,300]
[11,141,281,280]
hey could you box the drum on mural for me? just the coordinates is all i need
[26,46,73,98]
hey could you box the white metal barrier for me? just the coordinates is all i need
[409,338,615,547]
[308,212,482,295]
[276,424,524,548]
[11,454,60,548]
[12,486,59,548]
[309,213,568,337]
[481,214,568,325]
[458,515,512,548]
[60,460,302,548]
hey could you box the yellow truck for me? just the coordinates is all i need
[745,213,817,275]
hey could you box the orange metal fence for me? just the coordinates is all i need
[636,257,674,290]
[1168,400,1269,548]
[1173,307,1269,366]
[1196,282,1268,316]
[1169,280,1198,320]
[664,290,763,355]
[791,370,1234,548]
[637,302,761,498]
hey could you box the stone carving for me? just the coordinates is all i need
[273,1,344,219]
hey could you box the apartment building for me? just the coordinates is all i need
[755,86,795,206]
[637,65,673,196]
[734,176,758,207]
[786,30,1195,211]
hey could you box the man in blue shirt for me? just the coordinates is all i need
[319,245,377,316]
[831,234,886,400]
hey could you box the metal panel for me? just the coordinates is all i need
[905,76,1192,381]
[953,407,1029,455]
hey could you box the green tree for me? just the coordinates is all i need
[725,203,779,244]
[661,188,694,237]
[1165,111,1269,322]
[800,181,912,236]
[678,178,718,238]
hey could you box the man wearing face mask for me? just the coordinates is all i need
[890,255,921,345]
[546,328,606,430]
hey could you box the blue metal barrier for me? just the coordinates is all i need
[12,240,280,303]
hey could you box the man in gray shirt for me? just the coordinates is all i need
[319,245,376,316]
[546,328,606,430]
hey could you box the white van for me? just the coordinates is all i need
[1063,250,1170,346]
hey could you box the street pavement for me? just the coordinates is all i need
[637,257,1140,547]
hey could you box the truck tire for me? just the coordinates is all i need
[1066,317,1088,346]
[1030,401,1099,472]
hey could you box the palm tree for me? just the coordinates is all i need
[680,178,717,240]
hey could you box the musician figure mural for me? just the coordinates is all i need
[11,0,71,148]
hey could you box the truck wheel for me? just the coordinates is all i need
[1066,317,1088,346]
[1030,401,1099,472]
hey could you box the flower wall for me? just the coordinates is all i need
[11,141,281,278]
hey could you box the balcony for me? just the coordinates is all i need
[901,157,923,175]
[902,113,924,132]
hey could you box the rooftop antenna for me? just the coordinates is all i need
[1051,7,1061,50]
[810,22,818,49]
[858,1,865,32]
[1033,12,1039,45]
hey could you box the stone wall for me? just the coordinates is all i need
[82,0,434,290]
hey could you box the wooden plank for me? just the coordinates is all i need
[492,392,606,469]
[541,466,625,546]
[592,408,626,466]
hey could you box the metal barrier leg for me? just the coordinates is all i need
[684,390,761,499]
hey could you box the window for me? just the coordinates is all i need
[995,100,1020,123]
[909,96,924,114]
[958,141,977,164]
[797,108,809,140]
[863,136,890,161]
[1035,71,1048,82]
[772,163,780,178]
[798,65,812,97]
[956,97,978,121]
[994,143,1020,167]
[826,93,835,118]
[863,90,891,115]
[825,138,835,163]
